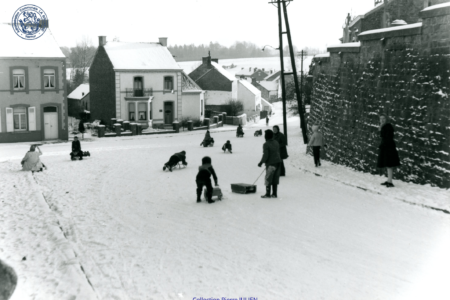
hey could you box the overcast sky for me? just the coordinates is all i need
[1,0,375,50]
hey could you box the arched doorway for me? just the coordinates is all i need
[43,106,58,139]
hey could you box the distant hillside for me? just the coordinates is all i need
[169,41,277,62]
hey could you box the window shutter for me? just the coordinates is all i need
[6,108,13,132]
[28,107,36,131]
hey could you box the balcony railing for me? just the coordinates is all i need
[125,88,153,97]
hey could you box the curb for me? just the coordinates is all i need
[298,167,450,215]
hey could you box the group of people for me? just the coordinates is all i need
[306,114,401,187]
[21,136,88,173]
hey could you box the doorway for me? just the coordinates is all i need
[43,106,58,139]
[164,102,173,124]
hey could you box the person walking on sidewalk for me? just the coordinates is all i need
[377,114,400,188]
[273,125,288,176]
[258,129,281,198]
[307,125,327,167]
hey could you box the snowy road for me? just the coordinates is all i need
[1,107,450,300]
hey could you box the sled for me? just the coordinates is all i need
[163,162,187,171]
[204,186,223,201]
[70,151,90,160]
[231,183,257,194]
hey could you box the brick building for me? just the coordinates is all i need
[0,24,68,143]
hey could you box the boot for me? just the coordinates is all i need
[261,186,271,198]
[271,185,278,198]
[197,195,201,203]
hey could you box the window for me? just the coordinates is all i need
[138,103,146,120]
[13,107,27,131]
[164,76,173,90]
[201,99,203,116]
[134,77,143,96]
[13,69,25,90]
[129,102,136,121]
[43,69,55,89]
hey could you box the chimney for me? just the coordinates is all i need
[262,68,265,72]
[98,36,106,47]
[202,56,211,67]
[249,67,251,71]
[159,37,168,47]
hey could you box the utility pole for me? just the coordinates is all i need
[299,49,308,119]
[269,0,308,144]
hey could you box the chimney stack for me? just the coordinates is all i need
[159,37,168,47]
[98,36,106,47]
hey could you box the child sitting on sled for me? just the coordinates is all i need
[222,140,232,153]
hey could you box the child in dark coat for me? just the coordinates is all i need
[71,136,83,160]
[163,151,187,172]
[222,140,232,153]
[196,156,218,204]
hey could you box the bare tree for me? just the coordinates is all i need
[226,99,244,116]
[70,36,96,87]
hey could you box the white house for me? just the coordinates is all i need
[232,80,262,114]
[90,37,204,128]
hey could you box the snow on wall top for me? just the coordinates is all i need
[211,62,236,81]
[358,22,422,36]
[422,2,450,11]
[68,83,90,100]
[314,52,331,58]
[239,79,261,96]
[0,23,65,58]
[327,42,361,48]
[104,42,182,70]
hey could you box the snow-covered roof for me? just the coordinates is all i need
[314,52,330,58]
[181,71,202,91]
[104,42,182,70]
[239,80,261,96]
[422,2,450,11]
[264,70,281,81]
[211,62,236,81]
[327,42,361,48]
[261,97,274,108]
[0,23,65,58]
[68,83,90,100]
[235,69,254,76]
[259,80,278,92]
[358,23,422,36]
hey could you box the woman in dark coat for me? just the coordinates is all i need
[377,115,400,187]
[273,125,288,176]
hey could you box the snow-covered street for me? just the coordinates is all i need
[1,104,450,300]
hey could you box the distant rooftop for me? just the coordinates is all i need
[68,83,90,100]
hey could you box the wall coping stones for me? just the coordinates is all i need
[327,42,361,53]
[420,2,450,18]
[358,22,422,41]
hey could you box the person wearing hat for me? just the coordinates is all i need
[71,136,83,160]
[163,151,187,172]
